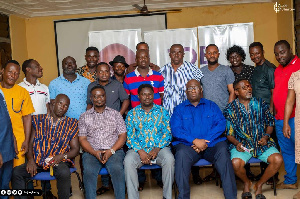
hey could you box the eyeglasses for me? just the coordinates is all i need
[187,86,201,92]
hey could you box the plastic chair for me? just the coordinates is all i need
[248,157,277,196]
[26,167,84,197]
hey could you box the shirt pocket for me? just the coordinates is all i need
[182,115,193,130]
[11,97,24,114]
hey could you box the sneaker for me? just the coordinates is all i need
[276,182,298,189]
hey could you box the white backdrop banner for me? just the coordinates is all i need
[198,22,254,68]
[89,29,142,68]
[144,28,198,67]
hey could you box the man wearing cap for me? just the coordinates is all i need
[110,55,128,84]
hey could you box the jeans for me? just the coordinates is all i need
[174,141,237,199]
[82,150,125,199]
[0,160,13,199]
[12,162,71,199]
[124,147,175,199]
[275,118,297,184]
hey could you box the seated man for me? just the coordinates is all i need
[224,79,283,199]
[171,79,237,199]
[79,85,126,199]
[12,94,80,199]
[124,84,174,199]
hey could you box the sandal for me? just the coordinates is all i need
[96,186,109,195]
[255,194,266,199]
[241,192,252,199]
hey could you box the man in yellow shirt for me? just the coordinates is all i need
[0,60,35,167]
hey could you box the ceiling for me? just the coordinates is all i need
[0,0,272,18]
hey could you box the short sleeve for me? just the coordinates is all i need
[118,83,129,101]
[123,76,130,95]
[86,83,93,105]
[158,75,164,93]
[267,66,275,89]
[45,86,50,104]
[49,81,57,100]
[288,72,296,90]
[21,89,35,116]
[226,67,235,85]
[115,111,127,135]
[78,113,88,137]
[192,66,204,81]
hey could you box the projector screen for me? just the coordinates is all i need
[54,13,166,76]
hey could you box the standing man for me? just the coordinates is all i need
[0,60,35,167]
[77,47,99,82]
[224,79,283,199]
[124,49,164,108]
[201,44,235,111]
[159,44,203,116]
[124,84,174,199]
[19,59,50,115]
[49,56,90,120]
[249,42,276,112]
[273,40,300,193]
[12,94,80,199]
[0,88,16,198]
[86,62,129,114]
[171,79,237,199]
[126,42,160,74]
[79,85,126,199]
[110,55,129,84]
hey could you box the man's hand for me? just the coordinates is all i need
[236,143,244,152]
[49,154,64,167]
[138,150,151,165]
[20,141,28,156]
[148,147,160,160]
[26,159,37,177]
[192,139,210,151]
[283,123,291,139]
[13,136,19,155]
[258,137,268,146]
[101,149,112,164]
[0,153,3,168]
[93,150,104,162]
[191,145,201,153]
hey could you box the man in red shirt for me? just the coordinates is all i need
[273,40,300,193]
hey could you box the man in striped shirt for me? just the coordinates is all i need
[12,94,79,199]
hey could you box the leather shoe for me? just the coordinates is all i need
[193,176,203,185]
[276,182,298,189]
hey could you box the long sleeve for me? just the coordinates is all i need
[170,105,196,145]
[125,110,142,152]
[157,109,172,148]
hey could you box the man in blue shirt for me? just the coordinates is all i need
[49,56,90,120]
[124,84,174,199]
[0,88,16,199]
[170,79,237,199]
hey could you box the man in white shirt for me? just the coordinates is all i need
[19,59,50,115]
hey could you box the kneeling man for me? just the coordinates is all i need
[124,84,174,199]
[171,79,237,199]
[79,85,126,199]
[224,79,283,199]
[12,94,80,199]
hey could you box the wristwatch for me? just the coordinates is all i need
[110,148,115,155]
[64,154,68,159]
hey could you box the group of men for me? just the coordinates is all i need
[0,39,299,199]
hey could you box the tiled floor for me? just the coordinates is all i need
[36,159,299,199]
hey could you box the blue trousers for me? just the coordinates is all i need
[174,141,237,199]
[0,160,13,199]
[275,118,297,184]
[82,150,125,199]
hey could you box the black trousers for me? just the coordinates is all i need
[12,162,71,199]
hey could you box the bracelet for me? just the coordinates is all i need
[110,148,115,155]
[264,134,271,139]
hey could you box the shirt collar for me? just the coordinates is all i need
[22,78,41,86]
[136,104,159,113]
[134,68,153,76]
[184,98,206,107]
[60,74,80,82]
[90,106,110,114]
[279,55,299,68]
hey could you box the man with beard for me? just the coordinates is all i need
[49,56,90,120]
[77,47,99,82]
[273,40,300,196]
[171,79,237,199]
[12,94,80,199]
[79,85,126,199]
[201,44,235,112]
[110,55,128,84]
[224,79,282,199]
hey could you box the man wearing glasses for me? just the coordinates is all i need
[170,79,237,199]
